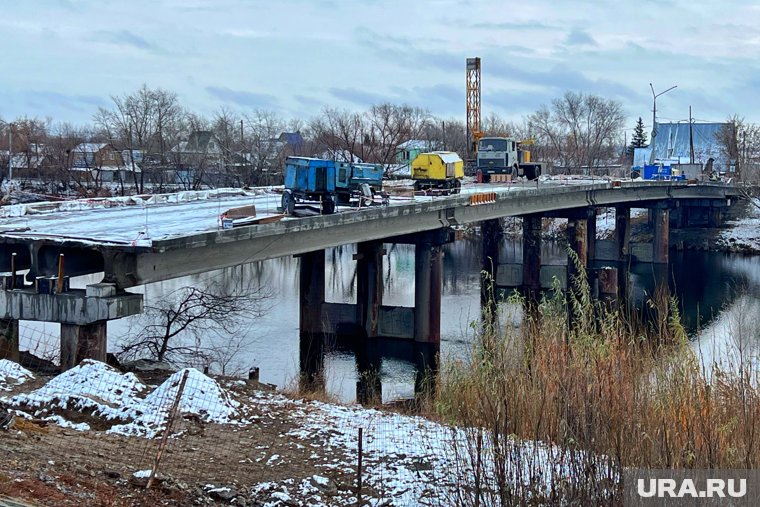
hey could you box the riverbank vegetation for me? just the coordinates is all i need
[430,262,760,504]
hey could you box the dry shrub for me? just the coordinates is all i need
[433,262,760,505]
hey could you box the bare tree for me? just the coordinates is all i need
[243,110,284,185]
[716,115,760,183]
[528,91,625,174]
[422,117,467,156]
[95,84,183,192]
[309,107,366,162]
[117,280,271,368]
[364,103,432,173]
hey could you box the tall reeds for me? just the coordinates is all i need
[433,262,760,504]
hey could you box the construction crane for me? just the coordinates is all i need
[466,57,482,164]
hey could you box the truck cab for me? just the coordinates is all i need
[477,137,519,182]
[476,136,542,182]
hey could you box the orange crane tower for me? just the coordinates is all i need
[466,57,482,163]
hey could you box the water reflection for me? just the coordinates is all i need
[17,238,760,403]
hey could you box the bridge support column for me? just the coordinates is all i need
[566,218,588,281]
[708,207,722,228]
[614,206,630,262]
[414,342,439,399]
[356,241,384,338]
[653,208,670,264]
[480,219,502,321]
[522,214,542,302]
[299,250,326,391]
[597,267,619,308]
[677,207,690,228]
[355,339,381,405]
[414,243,442,345]
[587,210,597,264]
[0,318,19,362]
[61,320,107,370]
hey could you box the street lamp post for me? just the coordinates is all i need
[648,83,677,165]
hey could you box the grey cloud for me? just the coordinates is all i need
[295,95,323,108]
[485,88,556,116]
[206,86,279,108]
[25,90,105,112]
[468,21,554,31]
[565,29,597,46]
[329,87,391,106]
[485,60,640,101]
[93,30,161,53]
[354,28,462,75]
[411,84,460,104]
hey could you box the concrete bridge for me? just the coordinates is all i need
[0,180,739,394]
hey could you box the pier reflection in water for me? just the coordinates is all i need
[21,239,758,404]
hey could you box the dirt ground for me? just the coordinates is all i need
[0,373,370,506]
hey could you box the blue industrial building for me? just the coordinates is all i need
[633,122,731,174]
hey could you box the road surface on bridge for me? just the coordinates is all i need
[0,179,590,245]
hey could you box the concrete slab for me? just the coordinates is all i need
[0,289,143,324]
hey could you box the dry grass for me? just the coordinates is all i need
[429,260,760,505]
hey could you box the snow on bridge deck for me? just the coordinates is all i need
[0,179,617,245]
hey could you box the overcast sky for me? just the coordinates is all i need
[2,0,760,130]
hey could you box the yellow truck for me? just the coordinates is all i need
[411,151,464,192]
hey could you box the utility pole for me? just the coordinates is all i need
[648,83,677,165]
[8,126,12,182]
[741,129,746,179]
[689,106,694,165]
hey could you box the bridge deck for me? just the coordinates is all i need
[0,180,737,287]
[0,180,579,245]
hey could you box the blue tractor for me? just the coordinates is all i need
[282,157,384,214]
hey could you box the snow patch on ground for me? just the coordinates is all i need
[250,393,609,506]
[719,198,760,253]
[1,361,246,438]
[0,359,34,391]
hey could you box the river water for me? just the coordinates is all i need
[19,238,760,402]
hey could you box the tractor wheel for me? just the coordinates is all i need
[453,180,462,194]
[281,191,295,215]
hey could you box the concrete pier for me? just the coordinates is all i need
[61,321,107,370]
[522,214,542,302]
[614,206,631,262]
[597,266,619,307]
[0,283,142,369]
[414,243,443,344]
[298,250,326,391]
[355,340,382,404]
[356,241,384,338]
[299,332,325,392]
[653,208,670,264]
[0,318,19,362]
[587,209,597,263]
[567,218,588,274]
[299,250,325,335]
[413,343,439,399]
[480,218,502,319]
[708,207,722,228]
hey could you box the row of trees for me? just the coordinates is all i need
[4,85,756,196]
